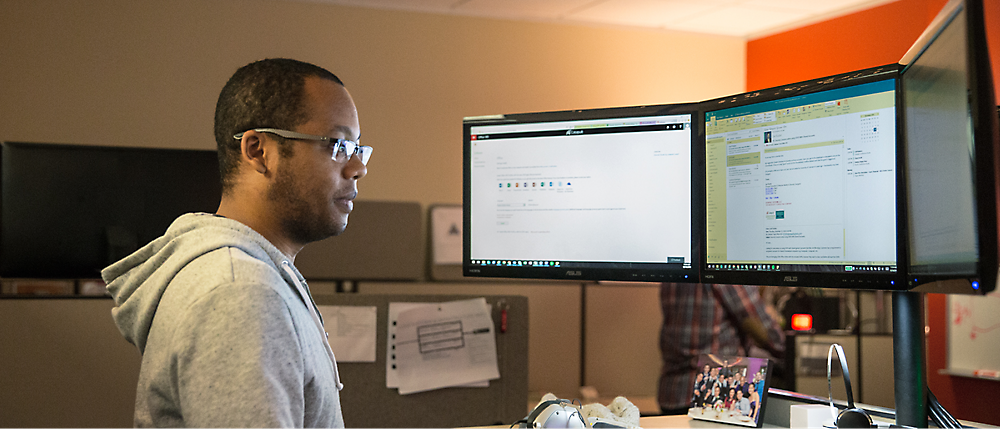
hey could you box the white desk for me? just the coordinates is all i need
[489,409,994,428]
[639,415,779,428]
[463,416,779,429]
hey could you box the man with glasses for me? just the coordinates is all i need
[104,58,369,427]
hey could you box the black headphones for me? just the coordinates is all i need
[828,343,875,428]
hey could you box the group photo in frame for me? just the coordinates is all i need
[687,354,771,428]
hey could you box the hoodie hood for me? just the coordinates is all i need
[103,212,300,353]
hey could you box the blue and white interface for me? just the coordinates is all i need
[704,79,898,274]
[468,113,693,270]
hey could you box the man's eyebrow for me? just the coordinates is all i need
[329,125,359,141]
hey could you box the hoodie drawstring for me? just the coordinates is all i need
[281,261,344,391]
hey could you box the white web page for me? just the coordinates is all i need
[470,118,691,263]
[716,105,896,264]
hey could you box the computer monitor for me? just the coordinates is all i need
[900,0,999,294]
[700,65,904,289]
[0,142,222,279]
[463,104,699,282]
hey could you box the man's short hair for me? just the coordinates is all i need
[214,58,344,194]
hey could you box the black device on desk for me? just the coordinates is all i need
[827,343,875,428]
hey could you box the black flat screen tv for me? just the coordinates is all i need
[899,0,999,294]
[700,64,905,289]
[463,104,700,282]
[0,142,221,279]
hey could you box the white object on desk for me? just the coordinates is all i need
[790,404,834,428]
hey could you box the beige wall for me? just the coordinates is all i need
[0,0,744,209]
[0,0,746,417]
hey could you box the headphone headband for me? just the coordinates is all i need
[827,343,856,408]
[827,343,873,428]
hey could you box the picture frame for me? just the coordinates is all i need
[687,354,771,428]
[428,204,466,281]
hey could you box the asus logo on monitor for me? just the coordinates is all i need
[566,270,583,276]
[784,276,798,282]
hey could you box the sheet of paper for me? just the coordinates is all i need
[317,305,377,363]
[386,302,488,389]
[394,297,499,395]
[386,302,425,388]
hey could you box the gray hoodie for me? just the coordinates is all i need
[104,213,344,428]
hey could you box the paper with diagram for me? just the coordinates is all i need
[393,297,499,395]
[386,302,489,389]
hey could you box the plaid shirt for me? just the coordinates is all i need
[657,283,784,411]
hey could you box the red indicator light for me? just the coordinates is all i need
[791,313,813,331]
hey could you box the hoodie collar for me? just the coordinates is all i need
[102,213,304,352]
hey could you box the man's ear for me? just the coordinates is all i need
[239,131,269,174]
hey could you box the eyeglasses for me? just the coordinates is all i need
[233,128,373,165]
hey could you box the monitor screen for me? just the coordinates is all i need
[701,66,903,289]
[900,0,999,294]
[463,105,698,282]
[0,142,222,279]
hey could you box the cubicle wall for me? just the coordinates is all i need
[296,200,425,282]
[0,294,528,428]
[351,281,664,413]
[0,199,666,426]
[315,294,528,428]
[0,297,140,428]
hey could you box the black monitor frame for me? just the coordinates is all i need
[698,64,907,290]
[462,103,702,283]
[0,142,222,279]
[900,0,999,295]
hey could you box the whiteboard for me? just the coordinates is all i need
[947,289,1000,378]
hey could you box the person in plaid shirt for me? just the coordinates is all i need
[657,283,785,415]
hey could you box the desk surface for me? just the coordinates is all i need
[639,415,778,428]
[466,416,1000,429]
[465,416,779,429]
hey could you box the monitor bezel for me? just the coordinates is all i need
[462,103,702,283]
[900,0,1000,294]
[0,141,222,279]
[698,64,908,290]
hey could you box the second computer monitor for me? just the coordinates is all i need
[701,65,904,289]
[900,0,999,294]
[464,104,699,282]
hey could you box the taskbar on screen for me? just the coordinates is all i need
[470,259,692,270]
[706,263,896,273]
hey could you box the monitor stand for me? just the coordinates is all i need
[892,291,928,427]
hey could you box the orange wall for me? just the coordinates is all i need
[748,0,1000,104]
[747,0,1000,425]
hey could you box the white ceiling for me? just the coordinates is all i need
[309,0,897,39]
